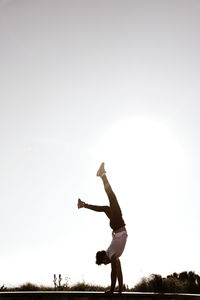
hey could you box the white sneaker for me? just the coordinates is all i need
[96,162,106,177]
[77,198,85,209]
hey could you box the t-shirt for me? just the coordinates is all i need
[106,231,128,259]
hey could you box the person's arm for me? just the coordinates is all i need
[105,255,117,294]
[116,259,123,293]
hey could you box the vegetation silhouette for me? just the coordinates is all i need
[133,271,200,294]
[1,271,200,293]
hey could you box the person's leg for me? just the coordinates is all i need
[77,198,110,215]
[96,162,118,208]
[101,174,117,205]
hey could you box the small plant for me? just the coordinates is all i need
[58,274,62,288]
[0,285,7,291]
[53,274,57,290]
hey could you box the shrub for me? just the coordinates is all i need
[133,271,200,294]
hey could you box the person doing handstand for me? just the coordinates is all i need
[78,162,128,294]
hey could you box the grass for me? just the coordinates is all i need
[1,271,200,294]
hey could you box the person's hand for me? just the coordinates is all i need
[104,290,114,295]
[77,198,85,209]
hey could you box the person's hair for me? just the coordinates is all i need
[96,250,106,265]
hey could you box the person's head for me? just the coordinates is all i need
[96,250,110,265]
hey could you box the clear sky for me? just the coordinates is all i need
[1,0,200,289]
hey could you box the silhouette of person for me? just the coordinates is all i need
[78,162,128,294]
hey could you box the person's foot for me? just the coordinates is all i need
[96,162,106,177]
[77,198,85,209]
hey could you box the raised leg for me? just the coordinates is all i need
[97,163,121,213]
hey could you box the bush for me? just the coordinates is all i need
[11,282,53,291]
[69,282,107,291]
[133,271,200,294]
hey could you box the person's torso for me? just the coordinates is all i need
[106,206,126,231]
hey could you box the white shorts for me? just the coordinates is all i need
[106,231,128,260]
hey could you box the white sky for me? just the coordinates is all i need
[1,0,200,289]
